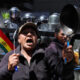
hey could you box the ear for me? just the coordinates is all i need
[54,33,57,37]
[18,35,21,44]
[54,33,58,39]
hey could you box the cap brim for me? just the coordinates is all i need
[18,22,37,34]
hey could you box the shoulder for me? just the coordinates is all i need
[0,50,14,67]
[44,42,59,66]
[36,48,45,53]
[1,50,14,61]
[45,42,57,54]
[34,48,45,57]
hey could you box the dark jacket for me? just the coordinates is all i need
[45,38,74,80]
[0,46,49,80]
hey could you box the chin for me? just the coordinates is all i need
[27,46,34,50]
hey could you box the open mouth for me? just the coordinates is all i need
[27,39,33,43]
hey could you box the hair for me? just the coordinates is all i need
[54,24,63,35]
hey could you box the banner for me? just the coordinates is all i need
[0,29,14,53]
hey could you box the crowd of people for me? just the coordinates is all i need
[0,20,75,80]
[0,5,76,80]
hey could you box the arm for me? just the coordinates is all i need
[0,53,14,80]
[0,52,19,80]
[62,43,74,80]
[45,43,62,80]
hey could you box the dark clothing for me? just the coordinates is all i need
[45,38,74,80]
[0,46,49,80]
[7,18,22,29]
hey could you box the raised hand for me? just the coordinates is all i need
[8,53,20,71]
[62,42,74,62]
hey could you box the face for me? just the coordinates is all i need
[18,28,38,51]
[56,29,67,44]
[11,12,19,20]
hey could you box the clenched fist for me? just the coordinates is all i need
[62,42,74,62]
[8,53,20,71]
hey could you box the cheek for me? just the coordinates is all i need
[18,38,22,44]
[18,35,25,44]
[57,35,61,39]
[58,36,63,41]
[33,37,38,43]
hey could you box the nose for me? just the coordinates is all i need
[64,35,67,38]
[26,32,32,37]
[63,35,67,40]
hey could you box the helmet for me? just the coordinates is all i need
[37,15,49,32]
[9,7,21,19]
[38,15,48,23]
[22,12,36,23]
[48,13,60,25]
[48,13,60,32]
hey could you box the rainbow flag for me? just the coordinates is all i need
[0,29,14,53]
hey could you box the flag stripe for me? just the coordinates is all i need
[0,38,12,52]
[0,44,8,53]
[0,30,14,49]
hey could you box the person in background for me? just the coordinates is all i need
[3,7,23,47]
[0,22,49,80]
[3,7,22,29]
[8,7,22,29]
[45,24,74,80]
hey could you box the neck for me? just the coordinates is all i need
[21,49,33,57]
[21,49,33,65]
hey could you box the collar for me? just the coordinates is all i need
[53,38,64,49]
[14,45,44,59]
